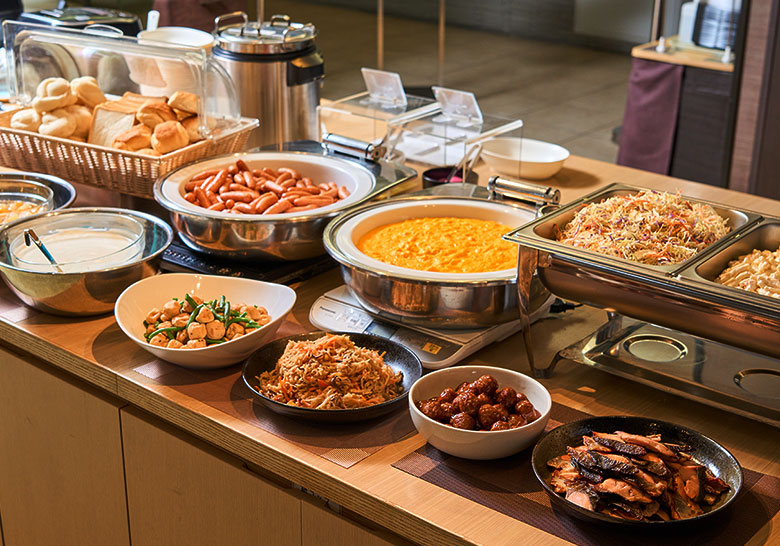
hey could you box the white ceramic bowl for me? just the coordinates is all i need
[115,273,296,369]
[409,365,551,459]
[481,138,569,180]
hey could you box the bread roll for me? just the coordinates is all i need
[64,104,93,138]
[112,124,152,151]
[10,108,41,132]
[172,108,191,121]
[180,116,201,142]
[120,92,167,108]
[151,120,189,154]
[136,100,176,129]
[136,148,161,157]
[39,108,77,138]
[88,101,137,147]
[70,76,106,109]
[167,91,198,115]
[32,77,76,113]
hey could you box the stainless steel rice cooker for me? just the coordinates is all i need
[213,12,324,149]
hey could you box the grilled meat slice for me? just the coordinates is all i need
[599,506,640,520]
[633,453,672,478]
[665,441,694,453]
[593,478,654,503]
[610,499,660,520]
[668,476,704,520]
[568,455,606,484]
[703,468,729,494]
[585,450,639,479]
[583,435,612,452]
[678,465,707,502]
[592,435,648,456]
[546,455,571,469]
[564,482,600,511]
[616,431,676,458]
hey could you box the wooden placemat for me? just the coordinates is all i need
[133,336,415,469]
[392,404,780,545]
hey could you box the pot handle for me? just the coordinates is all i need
[214,11,249,34]
[488,175,560,209]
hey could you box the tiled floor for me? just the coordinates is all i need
[267,1,632,163]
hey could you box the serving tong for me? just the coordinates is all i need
[23,228,62,272]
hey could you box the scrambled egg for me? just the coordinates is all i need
[357,217,517,273]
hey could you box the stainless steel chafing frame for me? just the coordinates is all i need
[503,182,779,360]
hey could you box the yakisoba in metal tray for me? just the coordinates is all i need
[504,182,780,358]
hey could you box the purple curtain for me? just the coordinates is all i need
[617,58,684,174]
[152,0,248,32]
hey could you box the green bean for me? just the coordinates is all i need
[145,326,184,340]
[206,338,226,345]
[184,294,199,310]
[185,304,204,329]
[223,300,230,326]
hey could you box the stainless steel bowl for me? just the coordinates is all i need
[0,208,173,316]
[154,151,378,261]
[0,172,76,217]
[324,195,551,329]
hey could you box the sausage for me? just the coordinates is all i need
[193,187,210,208]
[252,193,279,213]
[219,191,255,203]
[190,169,219,181]
[205,169,229,193]
[224,199,235,209]
[227,164,238,175]
[184,179,200,192]
[233,203,254,214]
[263,181,285,194]
[287,204,319,213]
[235,158,250,172]
[207,202,226,211]
[302,177,315,187]
[263,199,292,215]
[278,167,301,179]
[293,196,334,207]
[244,173,258,189]
[275,171,292,184]
[338,185,351,200]
[280,178,298,189]
[261,167,277,178]
[205,189,218,204]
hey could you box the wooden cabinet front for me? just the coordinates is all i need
[120,407,302,546]
[0,347,130,546]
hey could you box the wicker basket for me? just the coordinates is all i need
[0,111,258,199]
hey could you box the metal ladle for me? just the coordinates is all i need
[23,228,62,273]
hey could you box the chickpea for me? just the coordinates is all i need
[226,322,245,340]
[176,329,189,344]
[205,320,226,340]
[181,295,203,313]
[161,299,181,321]
[166,339,184,349]
[185,339,207,349]
[149,333,168,347]
[187,321,207,340]
[171,313,190,328]
[145,308,162,324]
[195,306,214,323]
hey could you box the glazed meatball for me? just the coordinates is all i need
[490,421,511,431]
[478,404,503,429]
[525,408,541,423]
[455,381,475,396]
[515,391,528,403]
[475,393,491,408]
[439,388,457,403]
[516,399,535,417]
[453,392,481,416]
[418,400,448,422]
[471,374,499,397]
[440,402,456,419]
[495,386,518,410]
[507,414,527,428]
[449,412,476,430]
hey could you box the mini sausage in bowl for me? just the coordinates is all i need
[114,273,296,369]
[409,365,551,460]
[154,151,376,260]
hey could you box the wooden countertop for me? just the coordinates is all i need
[1,156,778,545]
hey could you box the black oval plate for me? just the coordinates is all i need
[532,416,743,527]
[242,331,422,423]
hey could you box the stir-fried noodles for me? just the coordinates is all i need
[555,190,730,265]
[255,334,403,409]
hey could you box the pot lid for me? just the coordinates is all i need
[214,13,316,55]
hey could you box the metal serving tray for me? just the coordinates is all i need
[508,182,760,276]
[504,183,777,359]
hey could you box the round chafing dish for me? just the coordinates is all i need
[324,196,551,329]
[0,208,172,316]
[154,151,377,261]
[0,172,76,218]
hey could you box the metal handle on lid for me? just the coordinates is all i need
[487,175,560,208]
[322,133,385,162]
[214,11,248,34]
